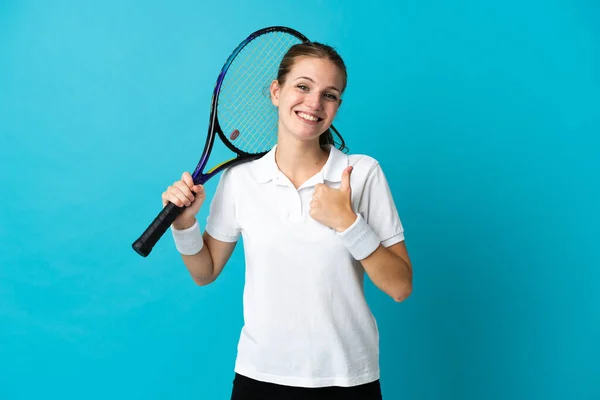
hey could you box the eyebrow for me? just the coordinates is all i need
[294,76,341,93]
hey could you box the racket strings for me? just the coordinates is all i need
[222,33,288,111]
[225,39,279,100]
[221,55,276,139]
[219,34,290,144]
[217,32,303,154]
[224,34,289,112]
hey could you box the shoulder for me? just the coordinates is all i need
[341,151,395,198]
[218,155,271,186]
[346,153,381,180]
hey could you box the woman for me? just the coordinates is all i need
[163,41,413,400]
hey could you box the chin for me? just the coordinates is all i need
[284,125,317,139]
[295,130,325,142]
[280,119,330,143]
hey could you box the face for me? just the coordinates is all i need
[270,56,344,142]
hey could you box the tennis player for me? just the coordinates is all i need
[162,41,413,400]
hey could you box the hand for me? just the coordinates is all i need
[309,166,357,232]
[162,172,206,230]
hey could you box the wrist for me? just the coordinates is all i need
[336,213,381,260]
[173,217,197,231]
[171,219,204,255]
[335,210,358,232]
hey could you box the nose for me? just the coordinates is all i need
[305,92,323,111]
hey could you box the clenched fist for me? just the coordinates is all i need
[162,172,206,230]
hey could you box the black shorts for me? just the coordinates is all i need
[230,373,383,400]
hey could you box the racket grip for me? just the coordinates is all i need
[132,202,184,257]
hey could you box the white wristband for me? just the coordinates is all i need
[171,219,204,255]
[337,213,381,260]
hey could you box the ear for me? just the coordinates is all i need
[270,80,281,107]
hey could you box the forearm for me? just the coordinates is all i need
[172,218,216,285]
[336,212,412,302]
[180,244,216,285]
[360,244,412,302]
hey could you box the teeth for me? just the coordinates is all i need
[298,112,319,122]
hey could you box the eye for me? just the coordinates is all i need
[325,93,338,101]
[297,84,309,91]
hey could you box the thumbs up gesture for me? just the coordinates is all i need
[309,166,358,232]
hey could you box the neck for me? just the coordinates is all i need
[274,135,330,188]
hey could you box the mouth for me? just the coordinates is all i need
[295,111,323,124]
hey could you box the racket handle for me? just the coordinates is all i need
[132,202,183,257]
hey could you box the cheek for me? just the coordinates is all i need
[326,103,340,118]
[281,90,304,107]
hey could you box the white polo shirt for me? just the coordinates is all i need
[205,144,405,388]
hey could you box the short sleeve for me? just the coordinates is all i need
[358,163,404,247]
[205,168,241,242]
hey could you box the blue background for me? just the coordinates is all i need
[1,0,598,399]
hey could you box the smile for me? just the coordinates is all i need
[295,111,322,123]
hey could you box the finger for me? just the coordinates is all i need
[163,183,188,207]
[340,166,353,192]
[169,184,194,206]
[315,184,328,198]
[173,181,195,203]
[192,184,205,195]
[181,172,195,189]
[163,188,189,207]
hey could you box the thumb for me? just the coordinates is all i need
[340,166,353,192]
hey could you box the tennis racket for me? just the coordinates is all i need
[132,26,309,257]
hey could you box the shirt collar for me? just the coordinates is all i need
[252,144,349,184]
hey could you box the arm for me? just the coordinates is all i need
[336,211,413,302]
[164,170,239,286]
[175,218,237,286]
[359,241,412,302]
[311,162,412,303]
[183,232,237,286]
